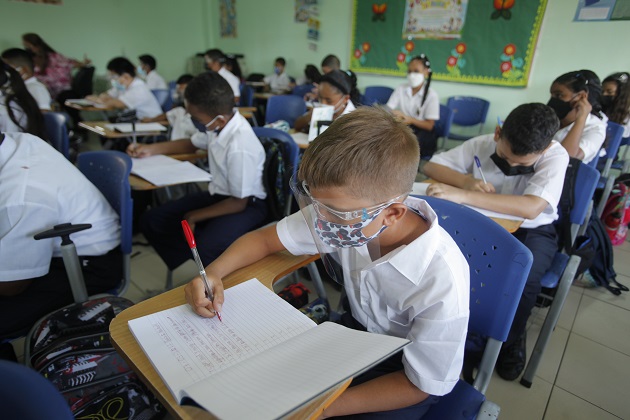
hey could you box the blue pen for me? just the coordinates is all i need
[474,155,488,185]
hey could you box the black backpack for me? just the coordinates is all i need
[259,136,288,223]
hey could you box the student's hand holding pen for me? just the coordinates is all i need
[126,142,153,158]
[462,176,495,193]
[184,273,225,319]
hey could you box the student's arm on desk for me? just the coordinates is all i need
[294,109,313,132]
[126,138,197,158]
[391,110,435,132]
[423,161,495,193]
[184,224,286,318]
[141,113,167,123]
[320,371,428,419]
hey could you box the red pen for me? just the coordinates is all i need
[181,220,222,321]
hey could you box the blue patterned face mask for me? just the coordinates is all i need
[313,207,388,248]
[110,78,125,92]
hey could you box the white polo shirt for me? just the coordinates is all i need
[0,95,27,133]
[145,70,167,90]
[430,134,569,229]
[553,113,607,164]
[218,67,241,99]
[25,77,52,111]
[263,72,291,94]
[387,84,440,121]
[191,111,266,200]
[0,132,120,281]
[107,78,163,119]
[341,100,356,116]
[277,197,470,396]
[166,107,198,140]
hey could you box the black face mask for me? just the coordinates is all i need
[547,97,573,120]
[600,95,614,113]
[490,153,535,176]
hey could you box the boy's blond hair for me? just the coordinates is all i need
[298,106,419,202]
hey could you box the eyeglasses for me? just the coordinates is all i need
[291,175,409,222]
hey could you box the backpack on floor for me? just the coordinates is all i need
[601,174,630,245]
[26,296,165,419]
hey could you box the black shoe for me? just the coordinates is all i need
[496,333,526,381]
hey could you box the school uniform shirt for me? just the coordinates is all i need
[218,67,241,99]
[277,197,470,396]
[430,134,569,229]
[341,100,356,116]
[263,72,291,93]
[0,132,120,281]
[106,78,163,119]
[553,113,607,164]
[145,70,168,90]
[166,107,198,140]
[386,84,440,122]
[0,95,27,133]
[24,77,52,111]
[190,111,266,200]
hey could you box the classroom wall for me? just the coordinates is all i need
[0,0,215,86]
[213,0,630,134]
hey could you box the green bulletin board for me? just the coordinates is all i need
[350,0,548,87]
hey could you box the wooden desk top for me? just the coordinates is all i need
[109,252,349,419]
[289,129,309,150]
[79,121,166,139]
[64,99,114,112]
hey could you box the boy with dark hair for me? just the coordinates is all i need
[87,57,162,119]
[138,54,167,90]
[1,48,51,111]
[204,49,240,102]
[128,72,267,271]
[184,107,470,418]
[263,57,291,94]
[424,102,568,381]
[321,54,341,74]
[142,74,196,140]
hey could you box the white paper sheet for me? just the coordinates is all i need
[105,122,167,133]
[131,155,211,186]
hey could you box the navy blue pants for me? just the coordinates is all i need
[330,303,439,419]
[140,192,268,270]
[507,223,558,346]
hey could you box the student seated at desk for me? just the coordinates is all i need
[295,63,322,87]
[1,48,52,111]
[424,103,569,381]
[387,54,440,159]
[294,69,359,133]
[601,72,630,137]
[128,72,267,272]
[0,131,121,341]
[86,57,162,119]
[185,107,470,419]
[305,55,341,101]
[547,70,606,164]
[142,74,197,140]
[204,49,240,103]
[0,60,45,138]
[263,57,291,94]
[137,54,167,90]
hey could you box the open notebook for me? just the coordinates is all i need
[131,155,211,186]
[105,122,167,133]
[128,279,409,420]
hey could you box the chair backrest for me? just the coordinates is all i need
[599,121,625,177]
[43,112,70,159]
[0,360,74,420]
[447,96,490,127]
[434,104,454,139]
[71,66,95,98]
[151,89,170,111]
[567,162,600,226]
[77,151,133,294]
[239,83,255,107]
[265,95,307,127]
[253,127,300,220]
[291,83,314,98]
[363,86,394,105]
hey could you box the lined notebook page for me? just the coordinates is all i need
[182,321,409,420]
[128,279,316,399]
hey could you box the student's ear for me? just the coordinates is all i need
[493,125,501,141]
[382,204,407,227]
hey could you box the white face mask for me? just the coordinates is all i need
[407,72,425,88]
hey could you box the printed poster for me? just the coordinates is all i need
[220,0,237,38]
[295,0,318,23]
[403,0,469,39]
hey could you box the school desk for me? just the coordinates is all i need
[79,121,167,139]
[289,129,309,150]
[109,251,351,420]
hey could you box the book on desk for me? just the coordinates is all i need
[105,122,168,133]
[128,279,409,420]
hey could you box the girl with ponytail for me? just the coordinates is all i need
[0,60,45,139]
[386,54,440,158]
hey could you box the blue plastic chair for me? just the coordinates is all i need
[594,121,625,217]
[77,151,134,296]
[239,83,255,107]
[420,196,533,419]
[446,96,490,142]
[436,104,455,151]
[151,89,170,112]
[520,161,600,388]
[611,135,630,173]
[363,86,394,105]
[0,360,74,420]
[253,127,299,181]
[43,112,70,159]
[265,95,306,128]
[291,83,315,99]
